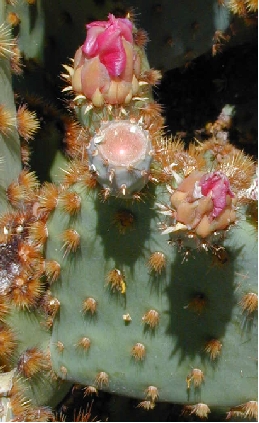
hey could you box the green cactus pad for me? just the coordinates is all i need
[46,183,257,406]
[5,306,72,409]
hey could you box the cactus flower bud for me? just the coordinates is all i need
[72,14,140,106]
[82,14,133,77]
[170,170,236,238]
[199,171,235,218]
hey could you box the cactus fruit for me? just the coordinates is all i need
[87,119,153,197]
[0,4,258,422]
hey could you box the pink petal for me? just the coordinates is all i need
[82,26,105,57]
[82,14,133,77]
[211,179,228,217]
[98,27,126,76]
[86,18,109,30]
[83,15,133,59]
[107,13,133,43]
[200,172,219,196]
[200,171,234,218]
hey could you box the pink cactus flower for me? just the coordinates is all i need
[199,171,234,218]
[82,14,133,77]
[71,14,140,106]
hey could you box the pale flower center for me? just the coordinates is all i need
[97,121,149,166]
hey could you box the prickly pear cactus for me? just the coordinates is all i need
[0,3,257,422]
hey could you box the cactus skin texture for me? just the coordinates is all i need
[0,3,258,422]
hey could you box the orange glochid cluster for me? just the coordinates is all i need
[131,342,146,361]
[106,269,126,294]
[76,337,91,351]
[83,385,98,397]
[226,400,258,420]
[82,297,97,315]
[61,228,80,256]
[182,403,211,419]
[59,191,82,215]
[144,385,159,403]
[186,368,205,389]
[44,260,61,285]
[137,400,155,410]
[147,252,166,274]
[204,339,222,360]
[17,347,50,378]
[0,325,17,360]
[0,104,15,135]
[10,273,44,310]
[239,292,258,314]
[16,104,40,142]
[94,371,109,388]
[142,309,160,328]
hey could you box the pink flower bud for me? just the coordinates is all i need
[82,14,133,77]
[170,170,236,238]
[199,171,234,218]
[72,15,140,106]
